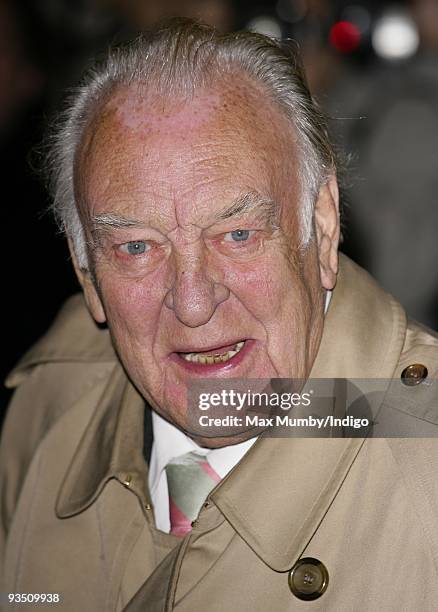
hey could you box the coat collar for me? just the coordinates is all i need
[55,365,150,518]
[211,254,408,571]
[310,254,407,379]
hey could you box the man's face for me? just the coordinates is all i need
[75,77,338,446]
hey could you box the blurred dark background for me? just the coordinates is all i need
[2,0,438,419]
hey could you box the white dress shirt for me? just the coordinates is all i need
[148,290,332,533]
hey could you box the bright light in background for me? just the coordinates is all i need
[329,21,362,53]
[372,10,419,60]
[246,16,282,39]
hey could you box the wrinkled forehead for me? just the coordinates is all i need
[74,76,300,221]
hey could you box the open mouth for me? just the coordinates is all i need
[178,341,245,365]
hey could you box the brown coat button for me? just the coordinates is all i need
[288,557,329,600]
[401,364,428,386]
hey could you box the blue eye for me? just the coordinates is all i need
[225,230,251,242]
[120,241,148,255]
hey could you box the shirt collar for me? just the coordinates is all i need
[149,411,256,498]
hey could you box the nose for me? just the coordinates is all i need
[164,260,230,328]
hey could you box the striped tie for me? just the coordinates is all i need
[165,452,221,537]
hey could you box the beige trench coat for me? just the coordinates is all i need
[1,254,438,611]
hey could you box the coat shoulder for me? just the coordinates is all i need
[397,318,438,377]
[5,293,116,388]
[380,318,438,430]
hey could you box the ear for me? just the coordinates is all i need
[67,238,106,324]
[314,175,340,290]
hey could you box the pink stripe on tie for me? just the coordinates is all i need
[169,498,192,537]
[166,452,222,537]
[200,460,221,483]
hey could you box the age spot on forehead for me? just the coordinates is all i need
[105,86,228,136]
[98,72,289,143]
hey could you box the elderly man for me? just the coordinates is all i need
[1,19,438,611]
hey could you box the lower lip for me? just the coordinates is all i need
[170,340,254,375]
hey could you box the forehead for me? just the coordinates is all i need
[76,76,300,223]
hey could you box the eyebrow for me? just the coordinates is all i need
[91,213,145,231]
[215,192,279,228]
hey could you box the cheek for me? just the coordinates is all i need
[98,272,165,342]
[222,254,295,319]
[224,254,315,359]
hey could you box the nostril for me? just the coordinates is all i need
[214,282,230,306]
[164,289,174,309]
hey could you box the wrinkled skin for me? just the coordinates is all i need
[72,76,339,447]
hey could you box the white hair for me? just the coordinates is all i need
[47,19,337,269]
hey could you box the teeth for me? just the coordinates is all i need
[181,341,245,364]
